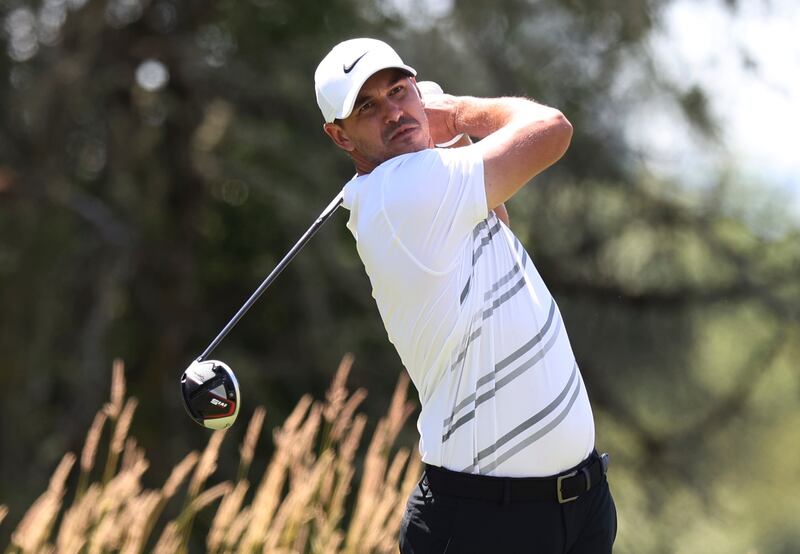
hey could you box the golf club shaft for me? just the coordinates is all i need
[197,191,345,362]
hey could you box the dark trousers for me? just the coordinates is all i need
[399,460,617,553]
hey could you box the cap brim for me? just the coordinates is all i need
[336,62,417,121]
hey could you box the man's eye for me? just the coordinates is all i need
[390,86,403,96]
[358,101,373,114]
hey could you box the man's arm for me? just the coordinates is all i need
[426,96,572,210]
[492,202,510,227]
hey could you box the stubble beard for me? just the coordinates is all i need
[352,117,432,170]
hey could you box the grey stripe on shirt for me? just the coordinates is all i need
[467,374,583,474]
[461,220,530,306]
[472,218,501,266]
[461,217,500,304]
[467,363,578,471]
[444,299,557,426]
[450,261,538,374]
[441,312,563,442]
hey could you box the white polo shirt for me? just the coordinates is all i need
[342,146,595,477]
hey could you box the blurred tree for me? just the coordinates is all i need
[0,0,798,550]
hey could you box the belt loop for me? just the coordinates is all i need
[580,466,591,492]
[501,477,511,506]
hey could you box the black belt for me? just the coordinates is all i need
[424,451,609,505]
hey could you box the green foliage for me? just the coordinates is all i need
[0,0,798,551]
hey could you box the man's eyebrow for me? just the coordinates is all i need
[385,74,405,87]
[354,92,372,109]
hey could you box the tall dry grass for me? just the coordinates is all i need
[1,355,421,553]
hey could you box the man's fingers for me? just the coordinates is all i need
[418,81,465,147]
[417,80,445,100]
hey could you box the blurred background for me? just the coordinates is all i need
[1,0,798,551]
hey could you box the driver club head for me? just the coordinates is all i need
[180,359,240,429]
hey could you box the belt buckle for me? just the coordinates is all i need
[557,470,579,504]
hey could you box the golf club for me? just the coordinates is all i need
[180,191,344,429]
[180,80,450,429]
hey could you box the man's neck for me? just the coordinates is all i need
[351,140,435,175]
[350,151,378,175]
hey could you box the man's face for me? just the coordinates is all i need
[324,68,432,170]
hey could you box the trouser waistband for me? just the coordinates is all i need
[424,450,609,505]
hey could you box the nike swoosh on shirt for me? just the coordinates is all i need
[343,52,368,73]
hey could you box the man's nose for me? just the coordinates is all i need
[382,99,403,123]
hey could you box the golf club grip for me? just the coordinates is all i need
[197,191,345,362]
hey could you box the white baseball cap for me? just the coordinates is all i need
[315,38,417,123]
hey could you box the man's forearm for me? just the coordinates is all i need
[453,97,564,141]
[493,203,510,227]
[456,96,571,209]
[424,91,571,209]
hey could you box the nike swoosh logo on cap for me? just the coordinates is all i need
[343,52,368,74]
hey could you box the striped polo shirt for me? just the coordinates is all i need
[342,146,595,477]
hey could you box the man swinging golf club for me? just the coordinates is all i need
[315,38,617,553]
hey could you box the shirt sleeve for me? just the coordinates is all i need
[380,147,488,274]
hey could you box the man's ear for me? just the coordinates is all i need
[323,122,355,152]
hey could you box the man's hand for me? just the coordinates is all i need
[421,92,462,147]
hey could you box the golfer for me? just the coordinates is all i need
[315,38,616,553]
